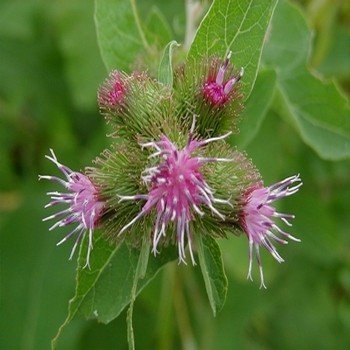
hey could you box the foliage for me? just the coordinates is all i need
[1,0,350,349]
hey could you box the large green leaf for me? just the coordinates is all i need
[53,234,177,348]
[188,0,278,99]
[196,234,228,317]
[234,68,277,147]
[0,184,83,350]
[52,0,106,110]
[262,0,350,160]
[95,0,150,71]
[144,6,173,49]
[318,23,350,79]
[137,0,186,42]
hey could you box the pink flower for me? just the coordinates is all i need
[98,70,126,110]
[118,120,233,264]
[203,53,244,106]
[240,175,302,288]
[40,149,104,268]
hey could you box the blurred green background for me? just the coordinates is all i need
[1,0,350,349]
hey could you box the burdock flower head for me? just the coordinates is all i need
[203,52,244,107]
[117,119,234,264]
[239,175,302,288]
[39,149,104,267]
[98,70,126,112]
[174,53,244,137]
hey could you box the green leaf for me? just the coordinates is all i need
[234,68,277,147]
[318,23,350,79]
[0,183,84,350]
[127,237,151,350]
[144,6,173,49]
[196,234,228,317]
[262,1,350,160]
[188,0,278,99]
[52,234,176,348]
[95,0,150,72]
[158,40,180,86]
[53,0,106,110]
[137,0,186,41]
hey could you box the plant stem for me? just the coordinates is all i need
[157,264,176,350]
[174,267,197,350]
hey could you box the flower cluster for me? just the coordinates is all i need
[41,53,301,287]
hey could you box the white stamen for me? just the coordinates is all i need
[118,211,145,236]
[273,224,301,242]
[69,229,85,260]
[255,245,267,289]
[152,214,162,255]
[118,194,148,202]
[208,203,225,220]
[198,157,233,163]
[267,230,288,245]
[247,240,254,281]
[281,217,293,227]
[39,175,68,187]
[83,228,94,269]
[200,132,232,146]
[213,197,233,208]
[192,203,204,216]
[148,151,162,159]
[186,221,196,265]
[190,115,197,133]
[42,208,72,222]
[49,220,65,231]
[56,225,82,246]
[140,141,161,151]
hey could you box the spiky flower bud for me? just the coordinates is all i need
[174,54,243,137]
[98,70,172,141]
[98,70,126,112]
[40,149,104,267]
[202,52,244,107]
[239,175,302,288]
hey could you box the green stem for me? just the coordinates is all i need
[173,267,197,350]
[156,264,176,350]
[184,267,213,350]
[127,237,150,350]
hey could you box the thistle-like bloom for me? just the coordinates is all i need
[98,70,126,111]
[239,175,302,289]
[118,120,233,264]
[203,53,244,106]
[39,149,104,268]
